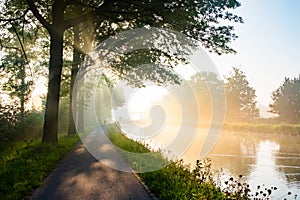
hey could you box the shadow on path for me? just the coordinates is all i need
[30,129,153,200]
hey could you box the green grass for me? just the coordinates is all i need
[223,123,300,135]
[107,124,251,200]
[0,135,80,200]
[107,124,169,172]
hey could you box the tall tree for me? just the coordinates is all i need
[225,67,259,122]
[68,23,94,135]
[0,12,47,115]
[269,75,300,123]
[67,26,81,135]
[0,55,31,115]
[1,0,243,144]
[189,72,224,123]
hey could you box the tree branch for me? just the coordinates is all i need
[0,38,19,51]
[77,1,105,10]
[10,22,28,61]
[63,11,94,30]
[0,9,29,22]
[26,0,51,32]
[63,0,113,30]
[63,0,105,10]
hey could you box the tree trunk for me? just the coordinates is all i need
[20,62,26,117]
[68,26,80,135]
[77,76,84,133]
[42,30,64,144]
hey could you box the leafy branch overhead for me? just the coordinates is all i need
[1,0,243,54]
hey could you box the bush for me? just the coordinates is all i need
[0,99,43,150]
[0,100,21,142]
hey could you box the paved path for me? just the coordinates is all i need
[30,129,153,200]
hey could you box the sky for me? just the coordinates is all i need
[208,0,300,112]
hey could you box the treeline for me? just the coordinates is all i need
[187,68,300,124]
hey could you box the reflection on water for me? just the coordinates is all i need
[119,119,300,198]
[208,131,300,198]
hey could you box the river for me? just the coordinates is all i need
[109,106,300,198]
[121,124,300,199]
[205,131,300,199]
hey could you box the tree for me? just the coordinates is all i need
[0,15,48,116]
[269,75,300,123]
[225,67,259,122]
[0,55,31,115]
[68,23,95,135]
[189,72,224,124]
[1,0,243,144]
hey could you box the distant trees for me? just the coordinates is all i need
[188,68,259,123]
[196,68,299,125]
[189,72,224,123]
[269,75,300,123]
[225,67,259,122]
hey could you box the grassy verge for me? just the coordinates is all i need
[0,135,80,200]
[223,123,300,135]
[107,124,251,199]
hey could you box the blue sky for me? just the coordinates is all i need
[209,0,300,108]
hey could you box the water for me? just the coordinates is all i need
[207,131,300,199]
[117,117,300,198]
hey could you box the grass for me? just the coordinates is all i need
[223,123,300,135]
[107,124,169,172]
[2,122,294,199]
[0,135,80,200]
[107,123,251,200]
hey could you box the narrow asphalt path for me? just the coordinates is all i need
[30,129,154,200]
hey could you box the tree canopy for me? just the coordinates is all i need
[225,67,259,122]
[189,71,225,124]
[1,0,243,143]
[269,75,300,124]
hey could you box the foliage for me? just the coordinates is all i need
[189,71,225,123]
[269,75,300,123]
[0,99,20,141]
[1,0,243,143]
[0,11,49,115]
[0,55,32,114]
[0,98,43,148]
[225,67,259,122]
[139,160,227,200]
[0,135,79,200]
